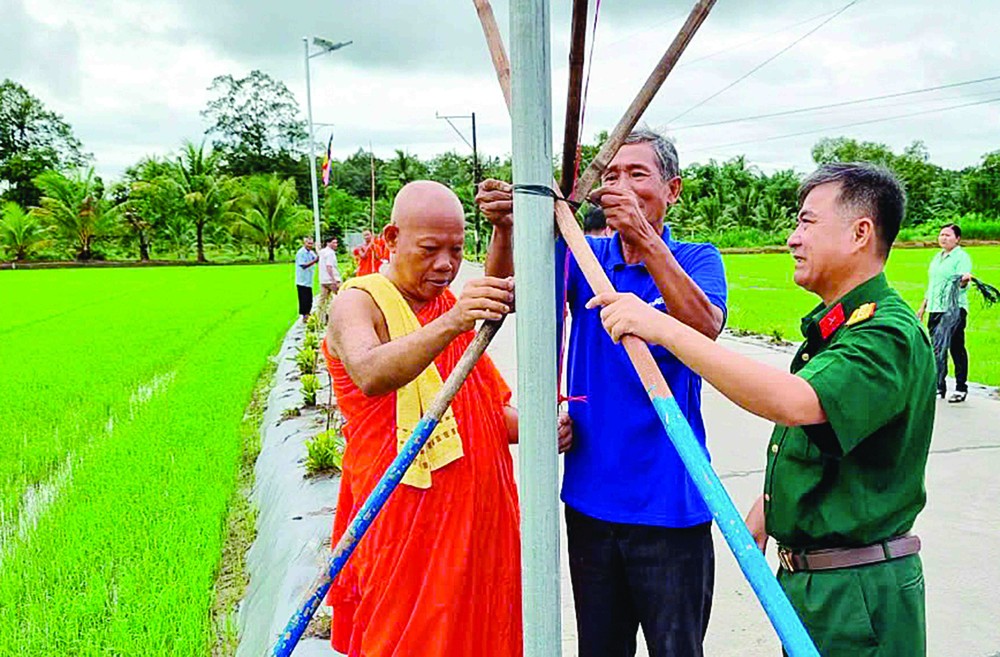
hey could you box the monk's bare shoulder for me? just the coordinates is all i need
[326,288,389,360]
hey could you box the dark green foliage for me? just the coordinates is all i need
[201,70,310,202]
[0,79,89,209]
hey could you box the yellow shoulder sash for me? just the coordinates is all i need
[341,274,463,489]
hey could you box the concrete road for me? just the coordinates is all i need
[452,263,1000,657]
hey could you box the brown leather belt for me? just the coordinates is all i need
[777,534,921,573]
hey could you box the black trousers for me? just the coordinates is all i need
[928,309,968,393]
[566,505,714,657]
[296,284,313,317]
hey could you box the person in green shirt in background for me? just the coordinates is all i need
[916,223,973,402]
[588,162,935,657]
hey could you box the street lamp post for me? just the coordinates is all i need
[303,36,353,247]
[436,111,481,257]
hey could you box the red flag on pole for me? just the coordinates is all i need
[321,133,334,186]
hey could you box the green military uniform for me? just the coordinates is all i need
[764,273,936,656]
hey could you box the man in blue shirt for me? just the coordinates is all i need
[295,236,319,323]
[477,128,727,657]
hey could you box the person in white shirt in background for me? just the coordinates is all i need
[318,235,342,320]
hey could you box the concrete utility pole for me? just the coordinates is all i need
[303,36,352,247]
[510,0,560,655]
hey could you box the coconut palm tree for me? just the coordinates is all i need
[168,141,233,262]
[382,149,428,197]
[32,168,116,260]
[114,157,181,261]
[235,174,310,262]
[0,201,51,261]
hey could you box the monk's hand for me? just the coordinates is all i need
[447,276,515,332]
[586,292,668,345]
[589,186,658,250]
[475,179,513,228]
[557,411,573,453]
[745,494,769,554]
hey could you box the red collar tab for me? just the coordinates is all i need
[818,303,845,340]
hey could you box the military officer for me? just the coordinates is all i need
[588,162,935,656]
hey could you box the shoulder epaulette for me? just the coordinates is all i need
[845,302,877,327]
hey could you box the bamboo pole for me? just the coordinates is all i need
[369,143,376,231]
[559,0,589,198]
[473,0,512,110]
[473,2,821,655]
[571,0,715,203]
[510,0,560,655]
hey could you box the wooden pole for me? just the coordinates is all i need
[472,0,512,110]
[559,0,589,198]
[369,143,376,231]
[473,2,821,655]
[510,1,560,655]
[572,0,716,202]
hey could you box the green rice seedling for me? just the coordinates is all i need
[304,429,345,476]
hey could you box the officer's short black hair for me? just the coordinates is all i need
[798,162,906,258]
[583,206,607,234]
[941,223,962,239]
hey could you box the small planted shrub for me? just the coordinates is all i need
[304,429,346,476]
[301,331,320,351]
[301,374,320,406]
[305,313,322,333]
[296,348,317,376]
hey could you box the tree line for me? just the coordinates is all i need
[2,74,1000,263]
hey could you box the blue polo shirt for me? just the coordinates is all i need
[557,226,728,527]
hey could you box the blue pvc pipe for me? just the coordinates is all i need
[271,416,440,657]
[651,396,819,657]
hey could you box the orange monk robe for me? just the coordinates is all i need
[354,236,390,277]
[321,289,522,657]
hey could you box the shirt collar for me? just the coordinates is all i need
[607,224,674,271]
[800,272,890,342]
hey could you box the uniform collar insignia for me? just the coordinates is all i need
[818,303,846,340]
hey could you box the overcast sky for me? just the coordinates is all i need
[3,0,999,181]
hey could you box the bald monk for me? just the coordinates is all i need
[323,180,570,656]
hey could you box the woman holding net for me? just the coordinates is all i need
[917,223,973,403]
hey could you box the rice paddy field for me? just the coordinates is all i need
[723,245,1000,386]
[0,265,292,654]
